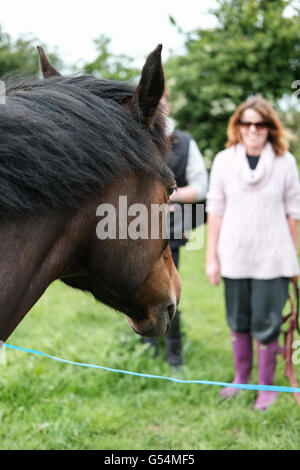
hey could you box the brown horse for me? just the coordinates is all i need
[0,45,181,343]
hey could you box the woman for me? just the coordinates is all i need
[205,95,300,411]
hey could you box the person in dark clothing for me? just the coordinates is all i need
[142,90,208,366]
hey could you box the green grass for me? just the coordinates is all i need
[1,229,300,450]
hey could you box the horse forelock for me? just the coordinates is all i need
[0,75,172,219]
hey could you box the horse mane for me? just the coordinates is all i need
[0,75,172,218]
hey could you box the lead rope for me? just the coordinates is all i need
[281,280,300,406]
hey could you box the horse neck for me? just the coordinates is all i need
[0,211,84,341]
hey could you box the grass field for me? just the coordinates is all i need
[0,226,300,450]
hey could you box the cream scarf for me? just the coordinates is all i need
[231,142,275,191]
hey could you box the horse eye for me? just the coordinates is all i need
[167,185,176,198]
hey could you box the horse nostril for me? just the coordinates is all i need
[167,302,176,322]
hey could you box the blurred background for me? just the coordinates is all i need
[1,0,300,168]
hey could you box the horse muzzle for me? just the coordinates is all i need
[126,299,177,337]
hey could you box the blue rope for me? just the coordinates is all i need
[3,343,300,393]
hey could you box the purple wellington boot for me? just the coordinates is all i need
[220,331,253,398]
[254,339,279,411]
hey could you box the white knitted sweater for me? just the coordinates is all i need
[206,142,300,279]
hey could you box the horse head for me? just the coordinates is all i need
[0,45,181,341]
[59,45,181,337]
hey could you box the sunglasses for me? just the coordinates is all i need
[239,120,269,131]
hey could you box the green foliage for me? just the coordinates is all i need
[0,26,62,76]
[165,0,300,163]
[83,35,140,83]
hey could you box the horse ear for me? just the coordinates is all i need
[132,44,165,126]
[37,46,61,78]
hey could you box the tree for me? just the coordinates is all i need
[83,35,139,83]
[0,26,62,76]
[165,0,300,163]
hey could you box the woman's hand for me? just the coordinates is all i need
[206,214,223,285]
[206,256,221,285]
